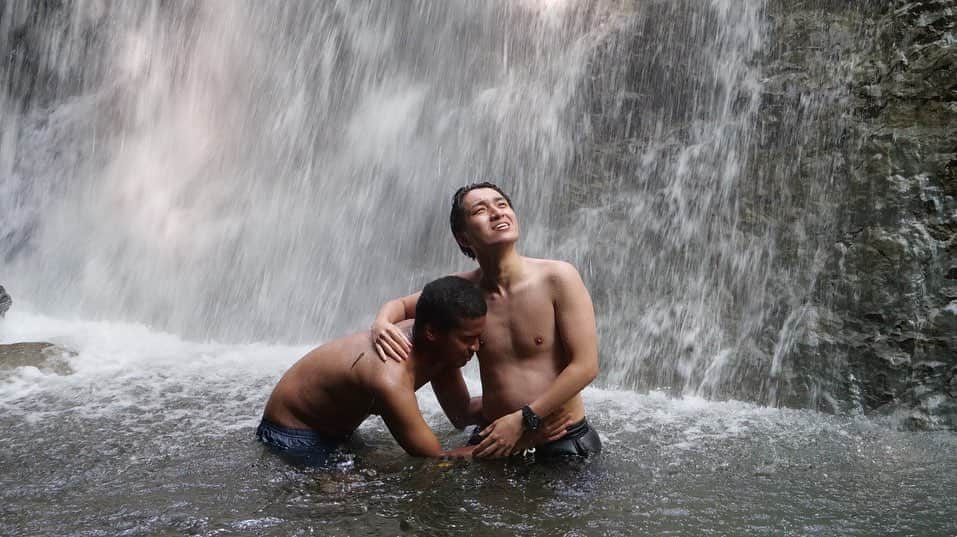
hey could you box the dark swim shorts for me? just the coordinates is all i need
[256,417,346,466]
[469,418,602,459]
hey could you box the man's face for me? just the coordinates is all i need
[435,316,486,368]
[457,187,519,254]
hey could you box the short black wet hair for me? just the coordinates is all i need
[414,276,486,336]
[449,182,513,259]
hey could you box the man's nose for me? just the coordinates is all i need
[469,338,480,352]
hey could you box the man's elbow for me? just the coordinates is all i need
[580,358,599,385]
[448,397,482,429]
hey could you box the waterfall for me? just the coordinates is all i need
[1,1,601,338]
[1,1,849,406]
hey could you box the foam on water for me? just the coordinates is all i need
[3,313,955,537]
[0,310,308,430]
[0,310,901,447]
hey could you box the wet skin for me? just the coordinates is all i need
[263,318,484,457]
[372,188,599,457]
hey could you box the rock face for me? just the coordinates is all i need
[0,285,10,317]
[837,0,957,429]
[574,0,955,429]
[772,0,957,429]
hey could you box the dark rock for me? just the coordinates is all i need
[0,285,10,317]
[947,369,957,398]
[0,342,75,375]
[765,0,957,429]
[928,303,957,336]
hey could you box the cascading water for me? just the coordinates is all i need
[2,0,601,343]
[1,0,831,406]
[557,0,776,402]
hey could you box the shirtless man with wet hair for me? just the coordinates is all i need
[371,183,601,459]
[258,276,488,464]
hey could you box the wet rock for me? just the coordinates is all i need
[0,342,75,375]
[928,302,957,336]
[0,285,10,317]
[947,369,957,398]
[796,0,957,430]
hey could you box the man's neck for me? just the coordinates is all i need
[407,342,444,386]
[475,245,524,294]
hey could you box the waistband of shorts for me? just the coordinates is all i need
[561,418,592,439]
[258,416,349,442]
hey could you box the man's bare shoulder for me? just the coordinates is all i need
[451,269,481,283]
[363,361,417,418]
[359,348,413,394]
[524,258,583,288]
[318,329,377,359]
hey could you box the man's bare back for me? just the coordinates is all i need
[258,276,490,463]
[263,327,405,439]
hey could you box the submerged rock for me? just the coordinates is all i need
[0,342,75,375]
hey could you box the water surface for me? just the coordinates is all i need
[2,313,954,536]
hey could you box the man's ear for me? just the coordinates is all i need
[454,232,474,257]
[423,324,438,342]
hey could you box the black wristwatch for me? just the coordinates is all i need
[521,405,542,431]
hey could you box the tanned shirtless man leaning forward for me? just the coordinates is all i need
[259,276,487,464]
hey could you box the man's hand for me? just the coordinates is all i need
[540,409,573,443]
[473,410,523,458]
[506,410,573,455]
[371,320,411,362]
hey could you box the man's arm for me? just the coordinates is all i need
[430,367,483,429]
[473,262,598,458]
[371,270,477,362]
[370,292,420,361]
[375,377,475,458]
[526,261,598,416]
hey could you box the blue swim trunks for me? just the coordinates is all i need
[256,417,346,466]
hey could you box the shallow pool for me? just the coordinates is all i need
[2,313,954,536]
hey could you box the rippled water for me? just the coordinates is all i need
[2,312,954,536]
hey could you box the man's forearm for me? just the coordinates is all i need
[375,299,407,324]
[445,395,483,429]
[466,396,484,425]
[442,445,476,458]
[527,359,598,419]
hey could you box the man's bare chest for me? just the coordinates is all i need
[480,292,556,360]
